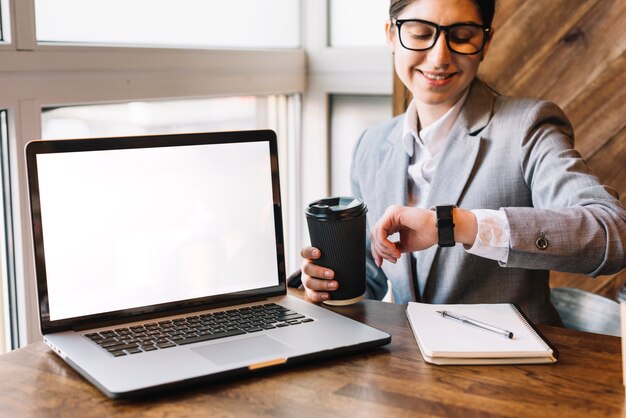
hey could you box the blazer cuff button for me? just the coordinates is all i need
[535,233,549,250]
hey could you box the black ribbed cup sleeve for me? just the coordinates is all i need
[306,213,366,301]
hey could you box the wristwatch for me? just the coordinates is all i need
[431,205,457,247]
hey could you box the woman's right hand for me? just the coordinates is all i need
[300,246,338,303]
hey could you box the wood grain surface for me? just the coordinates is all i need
[0,299,623,418]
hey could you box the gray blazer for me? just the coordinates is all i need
[351,80,626,324]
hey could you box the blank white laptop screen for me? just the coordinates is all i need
[35,141,278,321]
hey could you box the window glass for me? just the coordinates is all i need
[329,95,391,196]
[0,1,3,42]
[41,96,260,139]
[329,0,388,47]
[0,0,9,42]
[35,0,299,48]
[0,109,13,353]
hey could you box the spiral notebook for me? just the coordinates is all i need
[406,302,558,365]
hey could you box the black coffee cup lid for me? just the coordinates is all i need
[306,196,367,221]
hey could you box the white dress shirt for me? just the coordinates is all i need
[401,93,510,262]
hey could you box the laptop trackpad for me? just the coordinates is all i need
[191,335,295,366]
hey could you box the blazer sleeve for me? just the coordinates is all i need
[351,129,389,300]
[501,101,626,276]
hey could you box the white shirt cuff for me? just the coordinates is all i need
[464,209,510,263]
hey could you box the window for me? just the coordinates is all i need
[0,0,306,349]
[0,110,15,354]
[42,96,264,139]
[1,0,393,350]
[328,0,389,47]
[0,0,9,43]
[0,2,4,42]
[329,95,392,196]
[300,1,392,251]
[35,0,300,48]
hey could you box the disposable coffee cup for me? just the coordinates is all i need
[620,285,626,393]
[305,196,367,305]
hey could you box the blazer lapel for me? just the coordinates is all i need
[417,80,496,298]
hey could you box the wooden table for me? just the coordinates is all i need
[0,299,624,417]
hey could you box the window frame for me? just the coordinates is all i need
[0,0,393,349]
[0,0,306,348]
[300,0,392,254]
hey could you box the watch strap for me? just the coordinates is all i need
[433,205,456,247]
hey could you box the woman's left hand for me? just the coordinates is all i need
[370,205,438,267]
[370,205,478,267]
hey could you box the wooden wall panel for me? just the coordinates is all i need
[564,54,626,158]
[479,0,600,89]
[392,0,626,299]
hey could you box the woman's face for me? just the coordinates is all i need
[387,0,491,113]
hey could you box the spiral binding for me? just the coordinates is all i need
[510,304,552,352]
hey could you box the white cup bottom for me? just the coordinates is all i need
[322,295,364,306]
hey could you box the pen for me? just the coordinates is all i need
[436,310,514,339]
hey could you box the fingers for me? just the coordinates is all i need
[372,245,383,267]
[371,240,399,266]
[300,246,321,260]
[303,283,335,303]
[370,227,401,265]
[370,205,413,265]
[371,239,401,265]
[300,248,337,303]
[302,272,338,303]
[301,257,334,281]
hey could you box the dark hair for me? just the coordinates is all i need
[389,0,496,28]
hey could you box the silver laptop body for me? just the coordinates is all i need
[25,130,390,398]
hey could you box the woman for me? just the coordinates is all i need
[301,0,626,324]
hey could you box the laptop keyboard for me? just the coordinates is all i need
[84,303,314,357]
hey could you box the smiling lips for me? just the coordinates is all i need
[418,69,457,85]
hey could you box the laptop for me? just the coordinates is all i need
[25,130,391,399]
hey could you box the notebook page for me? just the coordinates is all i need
[407,302,552,358]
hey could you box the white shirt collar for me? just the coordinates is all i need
[401,90,469,157]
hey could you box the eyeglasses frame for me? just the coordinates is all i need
[393,18,492,55]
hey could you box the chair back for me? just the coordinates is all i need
[550,287,620,337]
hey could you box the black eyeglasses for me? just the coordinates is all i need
[394,19,491,55]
